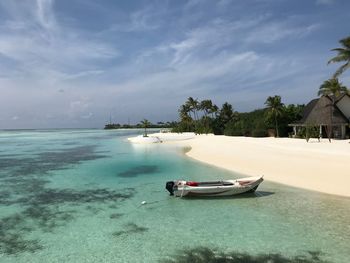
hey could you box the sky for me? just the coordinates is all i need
[0,0,349,129]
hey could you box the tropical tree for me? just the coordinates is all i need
[178,104,194,132]
[265,95,284,137]
[210,104,219,118]
[199,99,213,117]
[185,97,199,121]
[140,119,151,137]
[217,102,237,133]
[198,100,219,134]
[328,36,350,78]
[318,78,348,141]
[318,78,348,98]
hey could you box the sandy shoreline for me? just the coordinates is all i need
[178,135,350,197]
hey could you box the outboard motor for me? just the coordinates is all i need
[165,181,175,195]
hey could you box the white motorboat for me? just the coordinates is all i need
[165,176,263,197]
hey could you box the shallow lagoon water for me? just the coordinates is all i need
[0,129,349,262]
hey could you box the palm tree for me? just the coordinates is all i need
[318,78,348,98]
[328,36,350,78]
[210,104,219,119]
[140,119,151,137]
[265,95,284,137]
[185,97,199,121]
[199,99,213,117]
[179,104,191,121]
[178,104,193,132]
[318,78,348,141]
[219,102,235,126]
[199,100,215,134]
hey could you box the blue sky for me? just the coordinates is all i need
[0,0,349,128]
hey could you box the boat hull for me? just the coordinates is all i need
[170,176,263,197]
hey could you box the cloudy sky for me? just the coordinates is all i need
[0,0,349,128]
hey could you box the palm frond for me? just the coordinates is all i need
[339,36,350,48]
[328,36,350,76]
[330,48,346,52]
[328,54,348,64]
[332,62,350,78]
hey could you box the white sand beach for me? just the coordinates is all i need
[172,134,350,197]
[128,132,195,143]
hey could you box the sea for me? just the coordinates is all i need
[0,129,349,263]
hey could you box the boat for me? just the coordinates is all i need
[165,176,263,197]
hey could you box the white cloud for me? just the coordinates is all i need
[245,22,319,44]
[36,0,56,29]
[104,6,162,33]
[0,0,118,82]
[0,1,343,128]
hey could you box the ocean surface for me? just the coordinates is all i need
[0,129,349,263]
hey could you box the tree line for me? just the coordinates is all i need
[172,96,304,137]
[105,36,350,139]
[316,36,350,141]
[104,121,175,130]
[174,36,350,138]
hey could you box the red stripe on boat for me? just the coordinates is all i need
[186,181,199,186]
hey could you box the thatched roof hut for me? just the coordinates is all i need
[290,95,349,139]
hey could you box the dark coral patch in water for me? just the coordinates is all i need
[0,205,74,254]
[161,247,330,263]
[26,188,134,206]
[112,223,148,237]
[0,145,108,177]
[23,205,75,232]
[1,177,49,202]
[109,213,123,219]
[0,187,135,255]
[85,205,104,214]
[0,139,135,255]
[0,157,32,171]
[0,214,43,255]
[0,191,12,205]
[118,165,159,178]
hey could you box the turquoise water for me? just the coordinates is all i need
[0,129,349,263]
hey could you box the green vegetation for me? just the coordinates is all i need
[173,97,304,137]
[140,119,151,137]
[104,121,175,130]
[318,78,347,98]
[106,36,350,138]
[328,36,350,78]
[264,95,284,137]
[317,78,348,141]
[172,36,350,139]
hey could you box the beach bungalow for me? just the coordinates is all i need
[289,95,350,139]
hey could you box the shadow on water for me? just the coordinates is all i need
[179,191,275,200]
[117,165,159,178]
[112,222,148,237]
[109,213,124,219]
[160,247,330,263]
